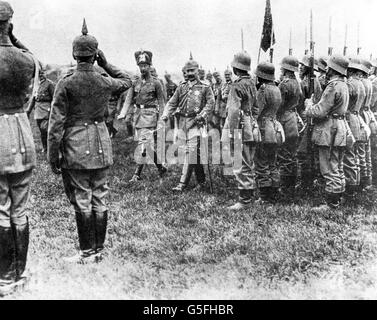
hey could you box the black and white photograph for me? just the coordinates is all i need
[0,0,377,303]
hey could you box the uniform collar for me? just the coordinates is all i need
[77,62,95,72]
[327,76,343,85]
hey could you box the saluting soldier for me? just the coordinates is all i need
[48,20,131,263]
[296,55,323,190]
[343,57,367,197]
[118,50,167,182]
[27,67,56,153]
[160,54,215,191]
[0,1,37,296]
[214,69,233,133]
[304,55,349,211]
[277,56,302,194]
[223,51,260,210]
[254,62,283,204]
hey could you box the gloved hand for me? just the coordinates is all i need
[96,49,108,68]
[304,94,314,109]
[50,160,62,175]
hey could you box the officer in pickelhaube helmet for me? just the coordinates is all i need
[304,54,350,211]
[161,53,215,192]
[223,51,260,210]
[118,50,167,182]
[48,19,131,264]
[277,56,302,195]
[0,1,37,297]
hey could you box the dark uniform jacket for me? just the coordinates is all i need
[305,76,349,147]
[0,45,36,174]
[256,82,283,144]
[34,78,55,120]
[223,76,260,142]
[120,76,165,129]
[278,75,302,140]
[48,62,131,170]
[163,79,214,133]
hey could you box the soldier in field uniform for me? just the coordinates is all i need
[27,68,56,153]
[304,55,349,211]
[117,50,167,182]
[214,69,233,133]
[161,54,215,191]
[0,1,37,296]
[164,72,178,130]
[48,20,131,263]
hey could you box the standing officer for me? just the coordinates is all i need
[118,50,167,182]
[0,1,37,296]
[296,55,323,191]
[254,62,283,203]
[48,20,131,263]
[214,69,233,133]
[304,54,349,210]
[223,51,260,210]
[277,56,302,194]
[343,57,367,197]
[164,72,178,130]
[160,54,215,192]
[211,71,223,130]
[27,67,56,153]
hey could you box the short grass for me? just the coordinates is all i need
[5,119,377,300]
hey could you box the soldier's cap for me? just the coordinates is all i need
[299,55,318,71]
[184,52,199,70]
[348,56,364,73]
[72,19,99,57]
[359,58,373,74]
[0,1,13,21]
[135,50,153,66]
[327,54,349,76]
[256,61,275,81]
[318,56,328,73]
[280,56,299,73]
[231,51,251,72]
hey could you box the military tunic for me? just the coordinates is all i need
[305,76,349,194]
[255,82,282,189]
[0,45,35,229]
[277,74,302,184]
[163,79,214,187]
[48,62,131,213]
[344,76,366,187]
[222,75,260,195]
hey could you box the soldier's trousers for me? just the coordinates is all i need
[255,143,280,188]
[358,139,373,187]
[318,146,345,194]
[278,137,298,185]
[62,168,109,214]
[0,170,32,228]
[36,119,48,151]
[343,144,360,187]
[233,142,257,191]
[371,135,377,185]
[179,136,205,185]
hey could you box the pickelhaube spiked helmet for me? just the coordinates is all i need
[231,51,251,71]
[327,54,349,76]
[256,61,275,81]
[135,50,153,65]
[184,52,199,70]
[72,19,99,57]
[280,56,299,73]
[0,1,13,21]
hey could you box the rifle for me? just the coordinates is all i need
[328,17,333,56]
[343,24,348,56]
[357,22,361,55]
[289,28,293,56]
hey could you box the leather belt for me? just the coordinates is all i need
[65,117,104,128]
[136,104,157,109]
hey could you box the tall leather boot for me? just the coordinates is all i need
[227,189,254,211]
[94,210,108,255]
[13,221,29,280]
[63,211,97,264]
[153,151,167,178]
[173,164,194,192]
[0,226,17,297]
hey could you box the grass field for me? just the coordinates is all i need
[5,119,377,300]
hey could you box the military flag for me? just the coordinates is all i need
[258,0,276,63]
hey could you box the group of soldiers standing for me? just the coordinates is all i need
[1,0,377,297]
